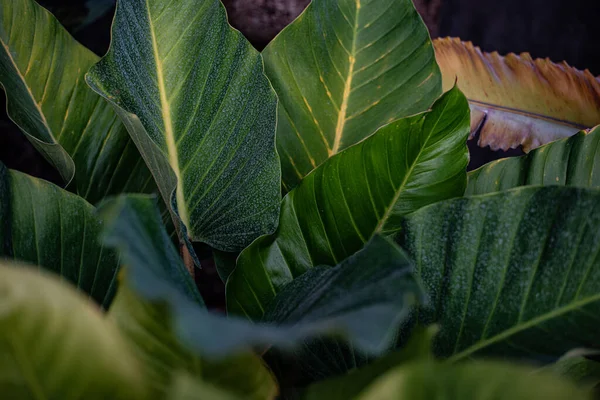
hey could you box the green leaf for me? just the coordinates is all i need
[167,372,242,400]
[0,262,147,400]
[0,162,119,308]
[547,350,600,389]
[264,0,442,188]
[355,361,590,400]
[0,0,154,204]
[227,87,470,320]
[99,196,423,359]
[435,38,600,152]
[213,249,239,283]
[396,185,600,362]
[299,327,435,400]
[466,126,600,195]
[86,0,280,251]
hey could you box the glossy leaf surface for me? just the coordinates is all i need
[0,162,119,308]
[87,0,280,251]
[467,126,600,194]
[435,38,600,152]
[264,0,442,188]
[227,87,470,320]
[0,263,147,400]
[0,0,154,203]
[356,361,589,400]
[100,196,423,359]
[397,186,600,361]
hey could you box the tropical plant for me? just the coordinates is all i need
[1,0,599,398]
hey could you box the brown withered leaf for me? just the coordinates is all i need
[434,37,600,152]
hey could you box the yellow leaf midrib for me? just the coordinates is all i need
[331,0,361,155]
[145,1,190,229]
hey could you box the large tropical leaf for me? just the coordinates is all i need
[0,262,147,400]
[434,37,600,152]
[264,0,442,189]
[354,361,590,400]
[397,185,600,362]
[0,0,154,204]
[86,0,280,252]
[99,195,424,359]
[547,350,600,390]
[466,125,600,195]
[0,162,119,308]
[227,87,470,320]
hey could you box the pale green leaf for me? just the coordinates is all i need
[356,361,590,400]
[397,186,600,362]
[227,87,469,320]
[0,262,147,400]
[0,0,154,203]
[264,0,441,188]
[0,162,119,308]
[87,0,280,251]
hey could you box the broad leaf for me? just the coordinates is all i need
[434,37,600,152]
[397,186,600,362]
[467,126,600,195]
[227,87,469,320]
[87,0,280,251]
[100,195,424,359]
[0,0,154,203]
[355,361,589,400]
[0,162,119,308]
[0,262,147,400]
[264,0,442,188]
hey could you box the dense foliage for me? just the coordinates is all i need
[1,0,599,398]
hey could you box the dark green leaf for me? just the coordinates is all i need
[264,0,441,188]
[87,0,280,251]
[0,0,154,203]
[0,162,119,308]
[467,126,600,195]
[397,186,600,362]
[227,87,470,320]
[100,196,423,359]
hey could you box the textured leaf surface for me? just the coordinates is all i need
[397,186,600,362]
[100,196,423,359]
[101,196,276,399]
[467,126,600,195]
[0,0,154,203]
[434,37,600,152]
[0,162,119,308]
[264,0,441,188]
[549,351,600,388]
[87,0,280,251]
[0,263,147,400]
[227,87,469,320]
[356,361,589,400]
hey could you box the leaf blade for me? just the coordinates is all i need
[87,0,280,251]
[264,0,442,188]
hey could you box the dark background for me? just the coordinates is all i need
[1,0,598,306]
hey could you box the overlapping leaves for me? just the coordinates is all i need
[227,87,470,320]
[264,0,442,188]
[0,0,154,203]
[87,0,280,251]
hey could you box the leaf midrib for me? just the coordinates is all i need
[447,292,600,362]
[145,1,189,229]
